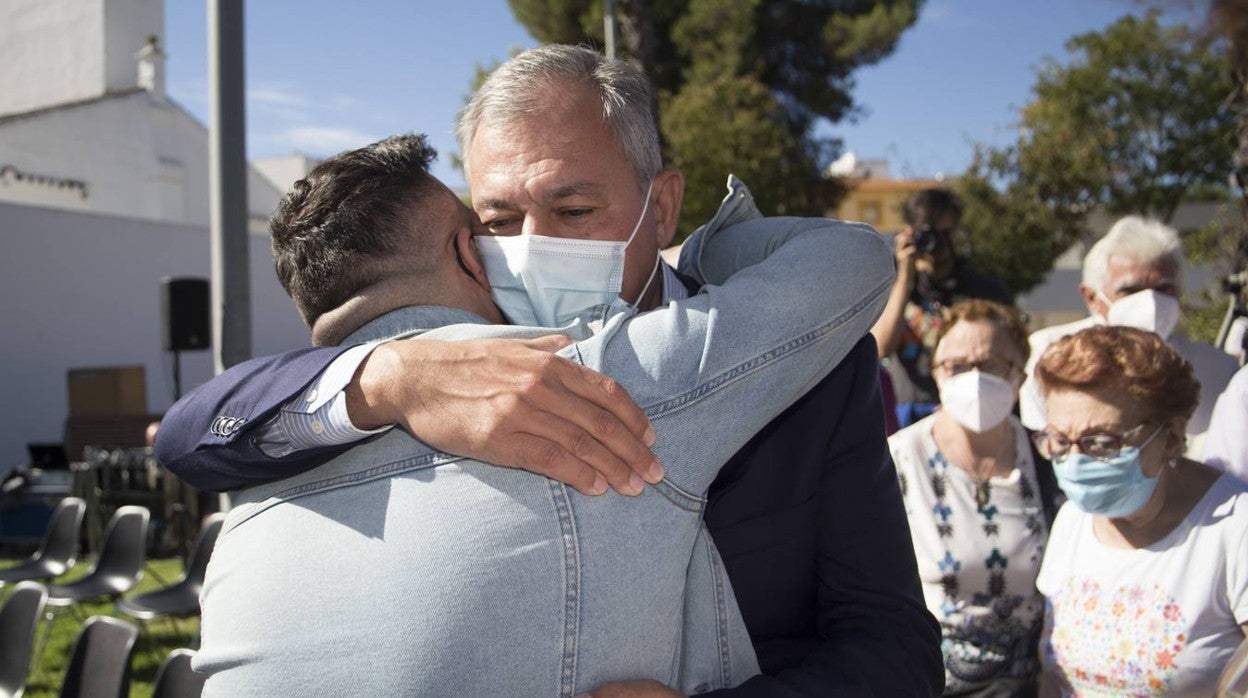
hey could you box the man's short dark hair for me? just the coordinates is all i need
[902,188,963,227]
[271,133,440,326]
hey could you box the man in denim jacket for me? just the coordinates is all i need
[194,131,891,695]
[167,45,942,697]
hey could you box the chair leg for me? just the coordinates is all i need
[33,608,56,667]
[136,618,165,663]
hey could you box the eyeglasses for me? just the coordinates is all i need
[932,357,1018,380]
[1031,422,1161,461]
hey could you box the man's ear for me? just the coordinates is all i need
[455,228,490,289]
[1078,283,1106,317]
[652,167,685,249]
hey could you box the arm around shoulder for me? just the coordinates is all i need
[156,345,354,491]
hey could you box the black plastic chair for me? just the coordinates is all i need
[0,582,48,698]
[150,649,205,698]
[0,498,85,586]
[57,616,138,698]
[116,513,224,625]
[45,506,149,614]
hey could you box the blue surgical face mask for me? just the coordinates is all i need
[1052,426,1164,518]
[474,181,658,327]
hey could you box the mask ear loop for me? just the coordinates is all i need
[629,253,662,309]
[624,179,660,308]
[1096,289,1116,312]
[624,179,657,247]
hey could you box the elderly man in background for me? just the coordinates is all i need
[1019,215,1238,454]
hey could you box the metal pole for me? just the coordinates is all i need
[208,0,251,373]
[604,0,616,60]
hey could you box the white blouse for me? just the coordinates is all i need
[889,414,1049,693]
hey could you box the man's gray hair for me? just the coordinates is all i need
[1082,215,1185,293]
[456,44,662,186]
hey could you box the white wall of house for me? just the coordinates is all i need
[0,92,283,231]
[253,154,321,196]
[0,0,161,116]
[0,200,311,470]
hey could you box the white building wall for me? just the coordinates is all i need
[0,0,107,115]
[102,0,162,94]
[246,162,283,229]
[0,200,310,470]
[252,154,321,195]
[0,92,281,228]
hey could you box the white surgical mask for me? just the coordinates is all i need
[475,181,658,327]
[938,370,1018,433]
[1100,288,1181,339]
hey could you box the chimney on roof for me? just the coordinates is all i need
[137,35,165,97]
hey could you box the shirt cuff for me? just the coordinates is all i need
[289,343,382,413]
[253,342,392,458]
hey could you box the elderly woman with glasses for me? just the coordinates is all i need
[889,299,1062,696]
[1033,325,1248,697]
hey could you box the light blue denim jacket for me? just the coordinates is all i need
[195,178,894,697]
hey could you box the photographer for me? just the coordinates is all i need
[870,188,1012,428]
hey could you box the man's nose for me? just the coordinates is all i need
[521,210,554,237]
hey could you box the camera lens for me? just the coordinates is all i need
[913,227,940,253]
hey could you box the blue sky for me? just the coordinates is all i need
[165,1,1192,189]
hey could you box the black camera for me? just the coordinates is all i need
[1224,270,1247,296]
[913,225,943,254]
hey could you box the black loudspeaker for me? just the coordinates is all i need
[160,277,210,351]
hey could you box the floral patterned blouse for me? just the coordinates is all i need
[1036,474,1248,697]
[889,414,1049,693]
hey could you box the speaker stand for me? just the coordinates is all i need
[172,349,182,401]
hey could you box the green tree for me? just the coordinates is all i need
[960,11,1235,295]
[1207,0,1248,307]
[662,76,814,227]
[503,0,921,237]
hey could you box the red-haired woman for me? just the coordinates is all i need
[1034,325,1248,696]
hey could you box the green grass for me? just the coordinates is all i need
[3,557,198,698]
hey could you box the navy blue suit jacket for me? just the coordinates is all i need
[158,336,942,696]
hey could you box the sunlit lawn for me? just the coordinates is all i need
[2,557,198,698]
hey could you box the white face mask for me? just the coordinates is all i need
[475,181,659,327]
[938,370,1018,433]
[1100,288,1181,340]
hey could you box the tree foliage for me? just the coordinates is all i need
[960,11,1235,294]
[503,0,921,237]
[663,76,814,226]
[1208,0,1248,278]
[958,149,1083,294]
